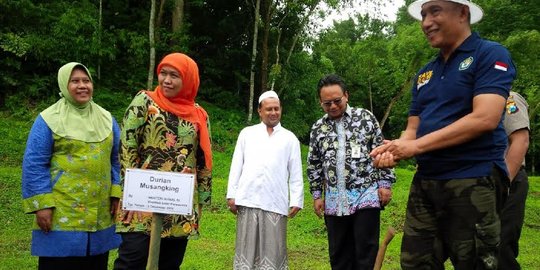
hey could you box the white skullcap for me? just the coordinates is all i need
[258,90,280,104]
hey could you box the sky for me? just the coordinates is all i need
[316,0,406,31]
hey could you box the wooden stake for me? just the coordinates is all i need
[373,226,397,270]
[146,213,163,270]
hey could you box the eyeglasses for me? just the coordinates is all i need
[321,96,344,107]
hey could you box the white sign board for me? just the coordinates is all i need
[122,168,195,215]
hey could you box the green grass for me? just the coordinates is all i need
[0,112,33,167]
[1,115,539,270]
[3,165,540,269]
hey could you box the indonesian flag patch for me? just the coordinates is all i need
[494,61,508,71]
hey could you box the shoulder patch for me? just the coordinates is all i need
[494,61,509,72]
[506,95,519,114]
[417,70,433,91]
[459,57,474,71]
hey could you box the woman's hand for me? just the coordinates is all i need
[36,208,53,233]
[121,210,148,224]
[181,167,193,174]
[110,197,120,216]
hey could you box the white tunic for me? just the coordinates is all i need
[227,122,304,216]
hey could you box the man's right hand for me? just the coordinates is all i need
[36,208,53,233]
[313,198,325,218]
[227,198,238,215]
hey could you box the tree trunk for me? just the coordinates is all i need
[269,5,288,92]
[532,142,536,175]
[368,78,373,112]
[529,102,540,123]
[172,0,185,45]
[380,55,422,129]
[260,0,273,94]
[247,0,261,123]
[380,81,409,129]
[269,29,282,92]
[155,0,167,43]
[277,2,318,96]
[156,0,166,29]
[283,2,318,66]
[0,92,5,108]
[98,0,102,80]
[147,0,157,90]
[529,104,538,175]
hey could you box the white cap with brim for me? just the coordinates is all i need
[408,0,484,24]
[258,90,280,104]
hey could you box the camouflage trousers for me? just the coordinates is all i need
[401,169,506,270]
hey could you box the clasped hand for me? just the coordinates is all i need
[370,139,419,168]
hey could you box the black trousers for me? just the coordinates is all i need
[113,233,188,270]
[38,252,109,270]
[499,168,529,270]
[324,208,380,270]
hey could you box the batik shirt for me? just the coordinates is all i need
[307,105,395,216]
[115,92,212,239]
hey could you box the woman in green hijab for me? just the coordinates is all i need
[22,62,122,270]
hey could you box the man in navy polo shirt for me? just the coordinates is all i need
[370,0,516,269]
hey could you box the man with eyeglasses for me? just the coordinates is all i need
[307,74,395,270]
[370,0,516,269]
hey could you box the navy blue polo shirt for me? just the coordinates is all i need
[409,32,516,180]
